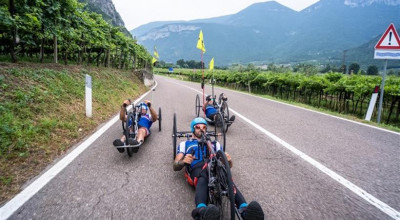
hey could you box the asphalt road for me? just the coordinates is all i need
[4,75,400,220]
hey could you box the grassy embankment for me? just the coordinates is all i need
[0,62,148,204]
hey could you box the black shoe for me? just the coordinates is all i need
[113,139,124,146]
[229,115,235,122]
[128,138,143,147]
[191,204,220,220]
[240,201,264,220]
[113,139,125,153]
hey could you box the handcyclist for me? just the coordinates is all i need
[173,117,264,220]
[113,99,158,153]
[203,93,235,123]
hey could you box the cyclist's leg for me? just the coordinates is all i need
[191,166,209,207]
[128,126,148,146]
[234,186,247,209]
[137,127,148,142]
[191,164,220,219]
[235,186,264,219]
[207,113,216,121]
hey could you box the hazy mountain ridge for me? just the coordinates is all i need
[132,0,400,67]
[344,0,400,7]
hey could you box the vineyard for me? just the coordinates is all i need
[157,68,400,128]
[0,0,151,69]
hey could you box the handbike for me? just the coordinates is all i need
[121,102,162,157]
[217,93,232,132]
[195,93,229,142]
[172,113,240,219]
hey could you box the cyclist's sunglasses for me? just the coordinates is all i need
[194,125,207,130]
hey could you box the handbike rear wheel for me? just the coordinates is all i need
[195,94,201,117]
[172,113,177,160]
[214,113,226,151]
[216,150,235,220]
[158,107,162,131]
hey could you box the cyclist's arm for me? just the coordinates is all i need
[173,153,185,171]
[149,106,158,122]
[119,100,131,121]
[119,105,125,121]
[225,152,233,168]
[203,100,212,111]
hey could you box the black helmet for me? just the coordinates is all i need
[206,95,212,101]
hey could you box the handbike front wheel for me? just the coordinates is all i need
[222,101,230,132]
[216,150,235,220]
[126,113,134,157]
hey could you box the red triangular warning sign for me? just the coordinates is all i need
[375,23,400,50]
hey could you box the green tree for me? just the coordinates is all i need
[176,59,185,67]
[367,65,379,75]
[387,70,395,75]
[293,63,318,76]
[348,63,360,74]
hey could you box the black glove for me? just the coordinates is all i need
[147,102,151,108]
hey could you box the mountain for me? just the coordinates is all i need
[131,0,400,67]
[131,21,185,39]
[79,0,131,36]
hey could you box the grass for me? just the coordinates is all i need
[0,62,149,204]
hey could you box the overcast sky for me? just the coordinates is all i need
[112,0,320,31]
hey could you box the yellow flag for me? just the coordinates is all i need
[196,30,206,53]
[153,46,159,59]
[209,57,214,70]
[152,57,157,65]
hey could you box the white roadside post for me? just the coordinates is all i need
[373,23,400,124]
[85,74,92,117]
[365,86,380,121]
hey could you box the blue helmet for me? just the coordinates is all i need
[140,103,148,112]
[190,117,207,132]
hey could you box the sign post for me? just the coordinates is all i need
[365,86,380,121]
[85,74,92,118]
[373,23,400,123]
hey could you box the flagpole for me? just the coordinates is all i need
[201,50,205,112]
[196,30,206,113]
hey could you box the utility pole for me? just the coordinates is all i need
[342,50,348,74]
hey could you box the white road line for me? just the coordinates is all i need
[0,82,158,220]
[167,78,400,220]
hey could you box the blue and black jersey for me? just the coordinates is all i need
[205,105,217,119]
[138,114,153,130]
[177,139,222,168]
